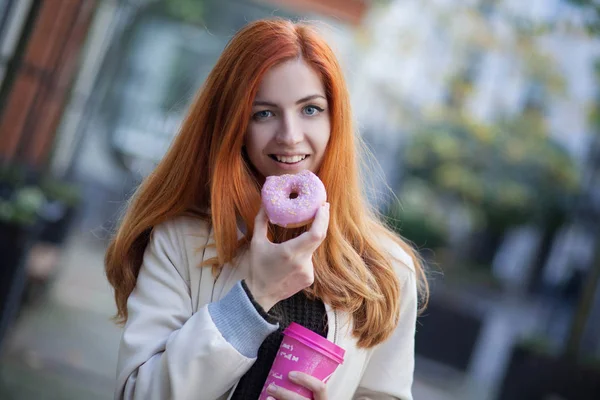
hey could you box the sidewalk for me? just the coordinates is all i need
[0,230,458,400]
[0,231,120,400]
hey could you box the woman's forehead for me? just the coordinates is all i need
[254,59,326,106]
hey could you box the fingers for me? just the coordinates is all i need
[266,383,311,400]
[266,371,328,400]
[253,207,269,240]
[294,203,330,252]
[289,372,328,399]
[314,202,330,235]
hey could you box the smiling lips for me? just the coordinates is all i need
[270,154,309,164]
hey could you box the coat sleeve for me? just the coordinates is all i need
[114,219,275,400]
[353,253,418,400]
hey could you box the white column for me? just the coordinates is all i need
[49,0,122,177]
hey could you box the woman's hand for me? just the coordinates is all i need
[245,203,329,311]
[266,371,328,400]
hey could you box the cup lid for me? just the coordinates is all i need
[283,322,345,364]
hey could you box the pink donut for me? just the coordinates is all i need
[261,170,327,228]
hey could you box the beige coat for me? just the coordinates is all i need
[115,216,417,400]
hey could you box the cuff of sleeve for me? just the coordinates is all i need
[241,280,280,325]
[208,281,279,358]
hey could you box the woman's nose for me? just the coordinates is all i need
[275,114,303,145]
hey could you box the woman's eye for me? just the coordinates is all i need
[303,105,324,116]
[253,110,273,120]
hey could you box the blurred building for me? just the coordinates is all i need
[333,1,600,398]
[0,0,97,167]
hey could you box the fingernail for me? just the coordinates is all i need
[289,371,298,379]
[267,397,276,400]
[267,384,277,394]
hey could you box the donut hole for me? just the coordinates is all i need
[289,192,299,199]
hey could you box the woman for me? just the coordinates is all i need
[105,18,428,400]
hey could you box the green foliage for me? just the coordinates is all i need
[590,61,600,134]
[402,111,580,232]
[0,186,45,226]
[0,164,79,225]
[385,179,449,250]
[566,0,600,34]
[0,163,26,188]
[517,335,557,356]
[443,262,504,290]
[39,176,81,207]
[156,0,205,26]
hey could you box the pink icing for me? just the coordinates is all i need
[261,170,327,227]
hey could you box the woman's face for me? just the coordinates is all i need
[245,58,331,180]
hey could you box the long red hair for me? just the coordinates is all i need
[105,18,428,348]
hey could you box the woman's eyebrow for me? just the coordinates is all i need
[294,94,326,104]
[252,94,326,107]
[252,100,278,107]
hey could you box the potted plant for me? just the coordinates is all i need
[37,176,81,245]
[0,184,46,348]
[19,176,82,305]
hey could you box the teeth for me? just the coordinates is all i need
[275,155,307,164]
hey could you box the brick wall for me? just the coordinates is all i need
[0,0,97,168]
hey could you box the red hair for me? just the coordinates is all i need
[105,18,428,348]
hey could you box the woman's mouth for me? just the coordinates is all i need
[269,154,309,164]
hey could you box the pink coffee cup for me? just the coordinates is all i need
[258,322,345,400]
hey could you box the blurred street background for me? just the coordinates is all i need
[1,0,600,399]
